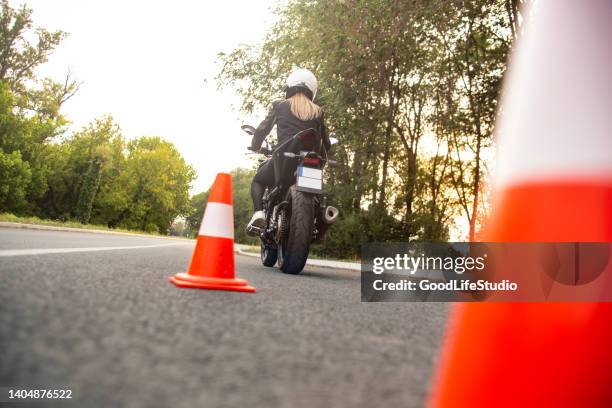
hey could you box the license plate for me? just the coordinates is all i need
[297,166,323,191]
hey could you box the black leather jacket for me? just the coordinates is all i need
[251,100,331,152]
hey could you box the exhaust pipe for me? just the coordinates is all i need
[323,206,339,224]
[314,206,339,243]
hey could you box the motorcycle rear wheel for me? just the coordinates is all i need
[278,187,313,274]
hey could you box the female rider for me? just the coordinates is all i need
[246,68,331,234]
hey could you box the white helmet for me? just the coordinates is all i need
[285,68,318,100]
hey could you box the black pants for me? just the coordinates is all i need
[251,159,275,211]
[251,138,303,211]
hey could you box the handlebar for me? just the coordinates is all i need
[246,136,336,164]
[247,148,337,166]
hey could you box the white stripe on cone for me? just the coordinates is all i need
[198,202,234,239]
[495,0,612,187]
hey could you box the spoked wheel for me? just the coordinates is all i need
[277,187,314,274]
[260,241,278,267]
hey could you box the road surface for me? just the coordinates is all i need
[0,227,449,407]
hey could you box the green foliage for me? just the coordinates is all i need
[0,0,66,95]
[0,0,525,253]
[218,0,522,256]
[11,113,196,233]
[75,155,103,223]
[0,0,75,215]
[0,149,31,212]
[112,136,195,233]
[0,80,50,213]
[185,190,208,236]
[0,1,196,235]
[231,168,258,245]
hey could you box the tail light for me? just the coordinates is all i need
[303,156,321,166]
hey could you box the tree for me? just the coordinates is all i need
[0,81,34,213]
[231,168,258,244]
[0,0,79,123]
[72,118,121,223]
[0,149,30,212]
[0,1,77,216]
[428,1,513,240]
[0,1,197,236]
[34,116,121,220]
[112,137,195,233]
[217,0,519,254]
[0,1,65,92]
[185,190,208,236]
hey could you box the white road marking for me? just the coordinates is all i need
[0,243,191,257]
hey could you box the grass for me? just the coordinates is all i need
[0,213,178,238]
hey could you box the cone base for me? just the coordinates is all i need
[169,272,256,293]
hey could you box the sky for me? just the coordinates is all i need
[12,0,278,193]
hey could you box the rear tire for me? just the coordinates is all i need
[278,187,314,274]
[260,242,278,267]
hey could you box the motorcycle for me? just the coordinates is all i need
[242,124,340,274]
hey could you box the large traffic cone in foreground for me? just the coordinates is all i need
[170,173,255,293]
[429,1,612,407]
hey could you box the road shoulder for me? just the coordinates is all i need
[0,221,192,241]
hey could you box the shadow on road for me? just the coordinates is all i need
[297,268,358,282]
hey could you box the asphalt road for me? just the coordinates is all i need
[0,227,449,408]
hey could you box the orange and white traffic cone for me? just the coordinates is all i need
[169,173,256,293]
[429,1,612,407]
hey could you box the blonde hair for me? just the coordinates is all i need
[287,92,322,121]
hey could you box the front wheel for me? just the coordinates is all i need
[278,187,314,274]
[260,241,278,267]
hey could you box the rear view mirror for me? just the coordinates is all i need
[241,125,256,135]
